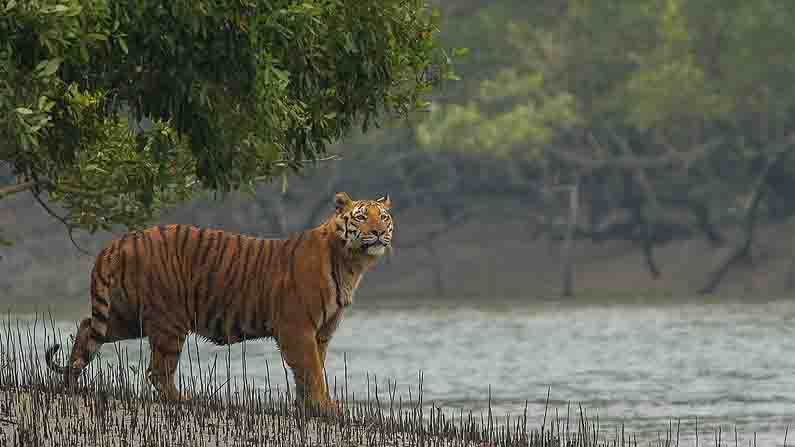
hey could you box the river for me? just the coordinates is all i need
[6,296,794,445]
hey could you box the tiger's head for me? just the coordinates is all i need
[332,192,393,257]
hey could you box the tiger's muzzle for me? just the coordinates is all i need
[360,235,391,257]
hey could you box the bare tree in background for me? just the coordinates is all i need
[699,134,795,294]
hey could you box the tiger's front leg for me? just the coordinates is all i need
[277,326,340,418]
[146,327,189,402]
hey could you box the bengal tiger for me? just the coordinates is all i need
[45,192,393,416]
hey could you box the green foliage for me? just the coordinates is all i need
[409,0,795,252]
[417,68,577,159]
[620,59,734,130]
[0,0,447,232]
[48,95,197,232]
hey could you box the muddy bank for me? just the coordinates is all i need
[0,379,531,447]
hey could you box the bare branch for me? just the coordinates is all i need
[30,190,92,257]
[252,155,342,183]
[699,136,795,294]
[548,137,722,171]
[594,131,663,278]
[0,180,47,199]
[605,131,661,211]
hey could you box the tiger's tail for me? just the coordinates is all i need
[46,255,117,380]
[44,316,105,381]
[44,344,70,375]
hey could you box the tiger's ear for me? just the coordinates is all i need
[335,192,353,212]
[376,194,392,209]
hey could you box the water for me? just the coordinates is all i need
[11,296,795,445]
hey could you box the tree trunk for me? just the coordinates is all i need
[699,153,788,294]
[633,202,661,279]
[426,242,446,297]
[561,178,580,297]
[692,201,725,245]
[787,256,795,290]
[642,227,661,278]
[698,188,765,294]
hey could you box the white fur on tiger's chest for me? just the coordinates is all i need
[323,273,361,325]
[342,274,363,306]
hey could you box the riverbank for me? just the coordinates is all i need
[1,387,440,447]
[0,318,529,447]
[0,383,787,447]
[0,308,792,447]
[0,381,531,447]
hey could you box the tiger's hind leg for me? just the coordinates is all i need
[146,330,188,402]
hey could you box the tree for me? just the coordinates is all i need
[415,0,795,294]
[0,0,449,236]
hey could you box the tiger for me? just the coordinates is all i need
[45,192,394,416]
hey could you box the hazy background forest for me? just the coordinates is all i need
[4,0,795,308]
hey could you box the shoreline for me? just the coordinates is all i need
[1,311,793,446]
[0,379,789,447]
[0,384,528,447]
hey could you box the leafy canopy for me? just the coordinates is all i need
[417,0,795,219]
[0,0,448,232]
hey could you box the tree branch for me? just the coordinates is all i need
[593,131,663,278]
[252,155,342,183]
[548,137,722,171]
[561,178,580,296]
[699,135,795,294]
[0,180,47,199]
[691,201,725,245]
[30,190,92,257]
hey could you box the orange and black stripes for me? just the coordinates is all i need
[76,226,297,345]
[46,193,394,413]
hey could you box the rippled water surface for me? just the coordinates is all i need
[15,296,795,444]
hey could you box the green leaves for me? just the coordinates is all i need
[417,63,578,161]
[34,58,62,78]
[621,60,735,129]
[1,0,446,234]
[408,0,795,247]
[46,91,198,232]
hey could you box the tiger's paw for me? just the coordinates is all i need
[297,398,343,420]
[175,392,194,403]
[154,387,194,404]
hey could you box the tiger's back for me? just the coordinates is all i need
[92,224,341,343]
